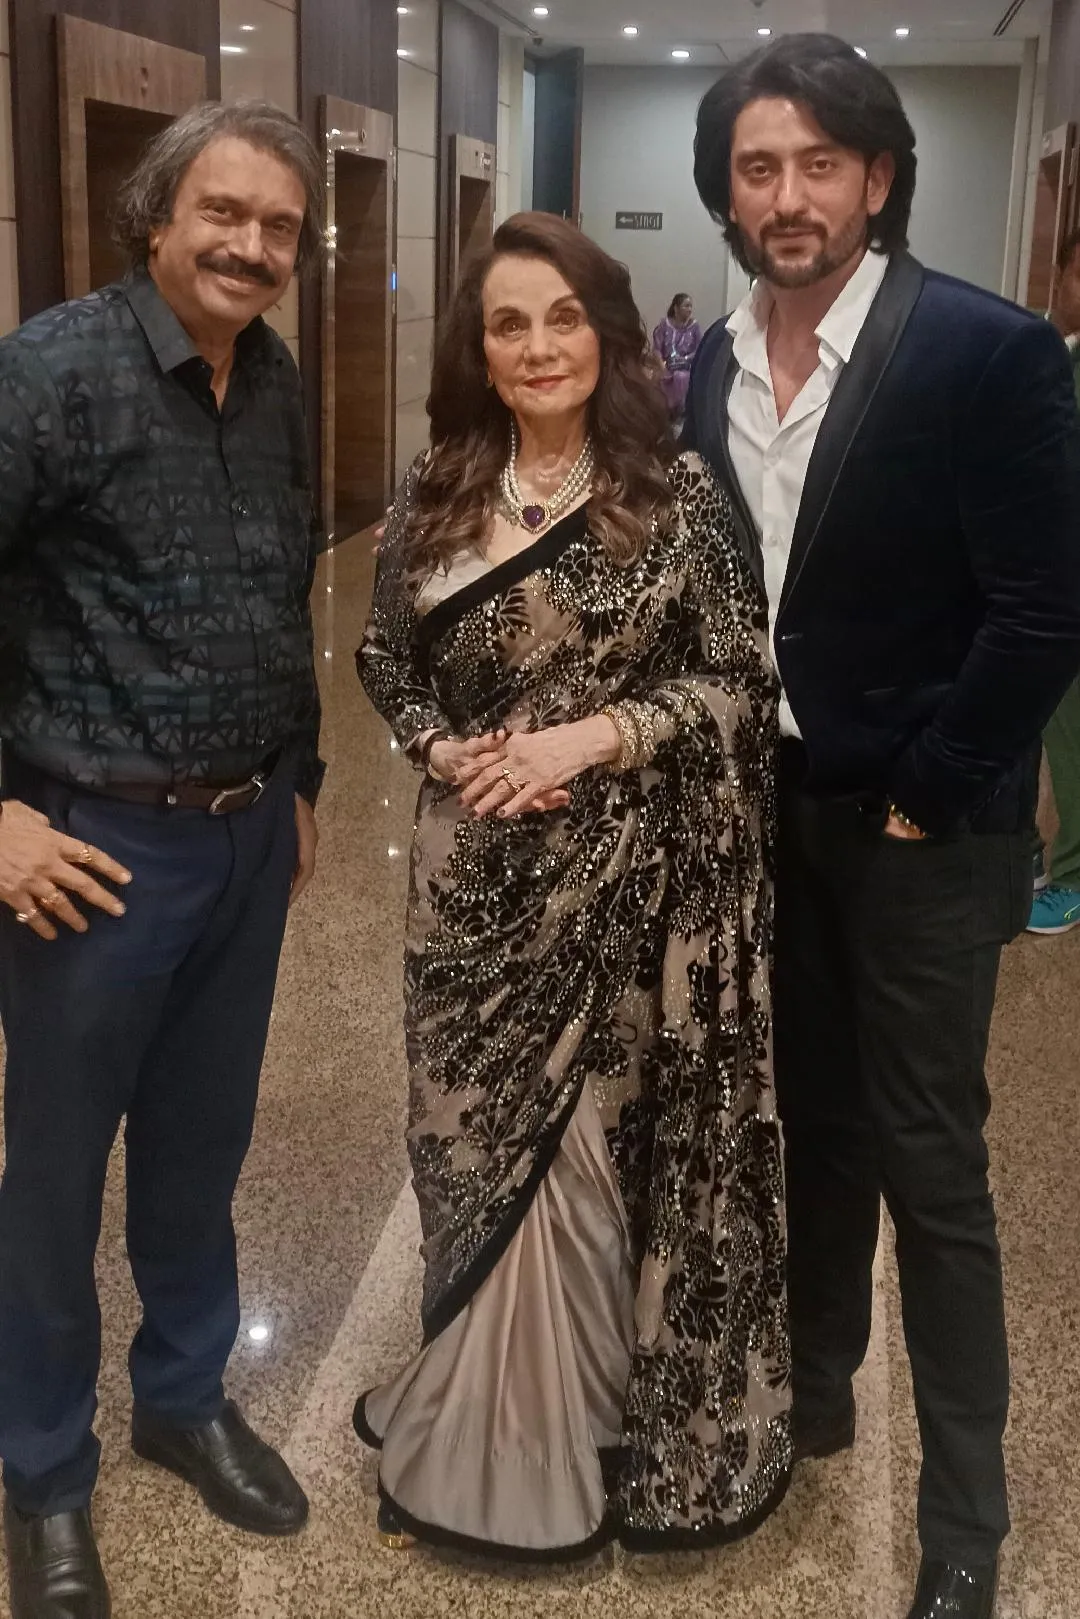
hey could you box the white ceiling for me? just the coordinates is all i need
[494,0,1053,67]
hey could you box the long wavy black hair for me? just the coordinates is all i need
[406,212,674,577]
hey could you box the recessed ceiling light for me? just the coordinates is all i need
[532,5,549,14]
[220,44,246,54]
[623,24,639,36]
[757,26,772,36]
[895,25,910,37]
[248,1324,270,1343]
[240,23,256,31]
[397,5,409,11]
[854,46,868,57]
[671,48,691,59]
[397,47,411,56]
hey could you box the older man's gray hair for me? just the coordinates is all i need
[114,100,326,273]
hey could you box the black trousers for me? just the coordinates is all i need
[774,745,1031,1566]
[0,754,297,1515]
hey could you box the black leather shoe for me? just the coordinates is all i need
[906,1558,998,1619]
[131,1401,308,1537]
[791,1387,857,1462]
[4,1499,110,1619]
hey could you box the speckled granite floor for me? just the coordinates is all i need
[1,535,1077,1619]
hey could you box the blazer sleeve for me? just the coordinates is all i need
[887,319,1080,834]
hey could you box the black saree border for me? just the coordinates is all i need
[351,1392,383,1451]
[419,1076,585,1345]
[617,1461,792,1554]
[364,1465,792,1565]
[414,505,590,660]
[376,1479,616,1565]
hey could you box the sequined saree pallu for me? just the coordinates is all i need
[356,452,792,1556]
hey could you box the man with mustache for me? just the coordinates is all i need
[0,102,324,1618]
[684,34,1080,1619]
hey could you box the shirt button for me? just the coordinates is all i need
[234,497,250,518]
[246,578,256,592]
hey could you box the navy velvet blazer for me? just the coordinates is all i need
[683,252,1080,836]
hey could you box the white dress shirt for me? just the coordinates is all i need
[726,249,890,736]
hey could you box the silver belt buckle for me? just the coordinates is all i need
[208,772,267,816]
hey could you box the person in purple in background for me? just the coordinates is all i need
[651,292,702,423]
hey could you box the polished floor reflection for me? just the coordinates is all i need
[2,534,1079,1618]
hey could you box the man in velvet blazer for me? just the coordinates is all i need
[685,35,1080,1619]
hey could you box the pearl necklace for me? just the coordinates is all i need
[498,424,596,535]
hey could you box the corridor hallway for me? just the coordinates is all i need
[4,535,1078,1619]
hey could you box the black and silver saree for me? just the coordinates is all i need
[355,450,791,1557]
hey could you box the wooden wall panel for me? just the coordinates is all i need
[10,0,220,318]
[58,16,207,299]
[437,0,499,312]
[298,0,398,531]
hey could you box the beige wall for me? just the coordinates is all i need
[395,0,438,484]
[0,6,17,336]
[220,0,300,364]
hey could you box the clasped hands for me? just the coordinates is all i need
[428,715,620,820]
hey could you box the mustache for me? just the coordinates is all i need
[196,252,278,287]
[763,216,826,240]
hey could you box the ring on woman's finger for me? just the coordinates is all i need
[76,845,93,865]
[38,888,64,910]
[501,768,525,792]
[14,906,40,924]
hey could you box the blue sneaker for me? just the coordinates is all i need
[1027,883,1080,935]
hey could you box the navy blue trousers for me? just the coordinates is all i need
[0,754,297,1514]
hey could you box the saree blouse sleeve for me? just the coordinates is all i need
[356,460,455,764]
[600,453,774,774]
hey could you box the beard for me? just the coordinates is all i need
[740,207,870,289]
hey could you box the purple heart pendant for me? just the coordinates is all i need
[521,504,547,532]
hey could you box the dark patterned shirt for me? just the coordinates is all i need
[0,271,324,802]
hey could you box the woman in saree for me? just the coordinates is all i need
[355,211,791,1560]
[651,292,703,422]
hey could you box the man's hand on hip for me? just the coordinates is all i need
[0,799,132,940]
[291,794,318,904]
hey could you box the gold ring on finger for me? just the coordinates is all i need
[77,845,93,865]
[39,889,64,910]
[15,906,39,924]
[501,768,524,792]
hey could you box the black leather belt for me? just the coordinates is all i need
[76,750,282,815]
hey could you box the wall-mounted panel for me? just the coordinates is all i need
[10,0,220,319]
[532,48,583,222]
[298,0,397,532]
[57,16,206,299]
[437,0,498,312]
[1047,0,1080,129]
[320,95,395,541]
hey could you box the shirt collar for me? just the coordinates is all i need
[727,247,891,381]
[124,269,270,377]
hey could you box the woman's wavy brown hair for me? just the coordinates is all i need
[406,212,675,576]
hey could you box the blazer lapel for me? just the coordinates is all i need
[779,251,925,613]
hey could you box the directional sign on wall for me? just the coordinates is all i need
[615,211,664,230]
